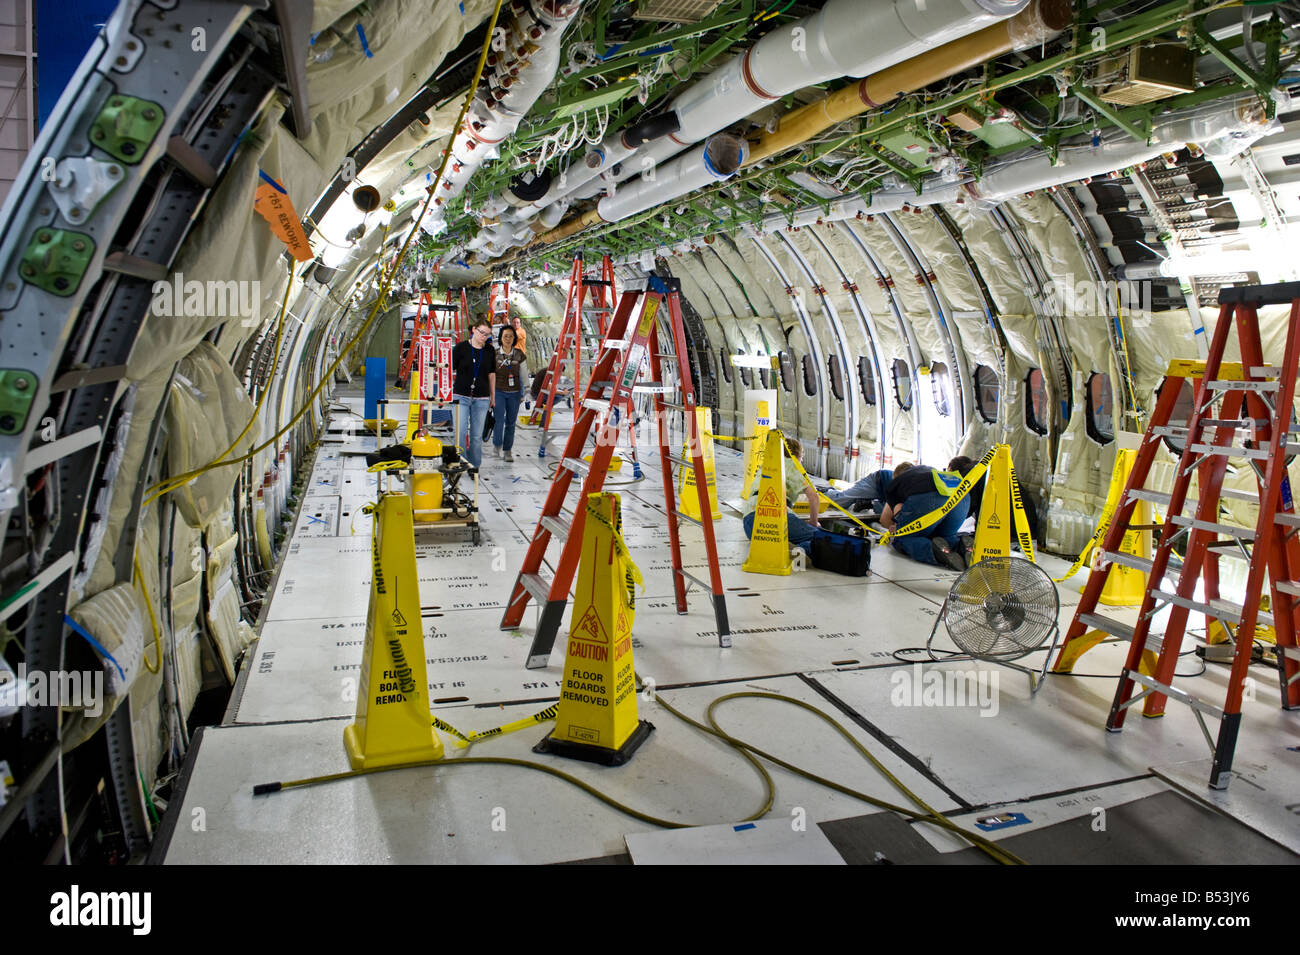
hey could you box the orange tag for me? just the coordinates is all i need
[254,175,313,261]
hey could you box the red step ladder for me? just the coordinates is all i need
[1053,281,1300,790]
[489,276,510,328]
[527,252,617,453]
[501,274,730,668]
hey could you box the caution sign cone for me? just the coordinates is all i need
[679,407,720,520]
[742,430,791,576]
[972,445,1035,565]
[344,493,444,769]
[534,492,653,765]
[1094,450,1149,607]
[741,400,772,499]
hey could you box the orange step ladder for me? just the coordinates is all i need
[527,252,617,453]
[501,274,730,668]
[1053,282,1300,790]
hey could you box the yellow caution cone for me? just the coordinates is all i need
[1092,450,1149,607]
[344,493,444,769]
[742,430,791,576]
[741,401,771,499]
[972,445,1035,564]
[534,492,652,765]
[679,407,720,521]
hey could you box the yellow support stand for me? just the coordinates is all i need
[534,492,652,765]
[679,407,720,520]
[405,367,423,440]
[344,493,444,769]
[742,430,791,576]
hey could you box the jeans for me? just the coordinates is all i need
[889,491,970,565]
[743,510,817,554]
[825,468,893,510]
[493,389,522,451]
[454,394,490,468]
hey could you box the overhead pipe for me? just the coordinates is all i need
[745,0,1072,166]
[496,0,1028,255]
[422,0,581,236]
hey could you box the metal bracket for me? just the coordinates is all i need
[48,157,125,225]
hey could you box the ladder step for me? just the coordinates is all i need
[669,508,703,527]
[1155,591,1275,628]
[652,353,679,361]
[519,573,552,604]
[661,401,686,411]
[1277,512,1300,528]
[1123,670,1224,720]
[581,307,612,316]
[1100,550,1183,581]
[539,514,571,542]
[666,454,691,468]
[676,568,711,590]
[1188,441,1269,461]
[1076,611,1136,643]
[583,279,613,287]
[1275,580,1300,598]
[1207,379,1280,392]
[561,457,590,475]
[1168,514,1256,539]
[1200,418,1269,430]
[582,398,610,414]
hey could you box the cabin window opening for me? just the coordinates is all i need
[857,356,876,406]
[1026,368,1049,435]
[828,355,844,401]
[801,354,818,396]
[930,361,952,417]
[1086,372,1115,444]
[892,359,912,411]
[974,365,999,423]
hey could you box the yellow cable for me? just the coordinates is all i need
[141,0,507,500]
[143,273,294,507]
[131,555,163,675]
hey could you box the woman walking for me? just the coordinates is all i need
[492,324,527,461]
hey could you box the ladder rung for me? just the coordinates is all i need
[632,382,667,393]
[652,353,678,362]
[1076,611,1136,643]
[1187,441,1269,461]
[1200,418,1268,430]
[1221,486,1260,503]
[582,398,610,414]
[561,457,590,475]
[1288,442,1300,456]
[1156,591,1275,629]
[1278,644,1300,662]
[1275,580,1300,598]
[676,567,710,590]
[1100,550,1183,581]
[661,401,686,411]
[539,514,571,542]
[519,573,552,604]
[670,508,703,527]
[1123,670,1224,720]
[666,454,691,468]
[1276,513,1300,528]
[583,279,613,287]
[1168,514,1256,539]
[1207,379,1279,392]
[581,307,611,315]
[602,339,629,350]
[1249,365,1280,378]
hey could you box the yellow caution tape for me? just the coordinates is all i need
[436,703,561,749]
[784,448,884,539]
[879,446,996,547]
[1052,449,1134,583]
[587,502,644,617]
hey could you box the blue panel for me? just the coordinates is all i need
[35,0,117,129]
[364,358,386,420]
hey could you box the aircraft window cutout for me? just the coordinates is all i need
[828,355,844,401]
[1026,368,1049,435]
[974,365,999,423]
[1087,372,1115,445]
[758,365,771,390]
[1158,378,1194,454]
[930,361,952,417]
[857,356,876,406]
[801,354,818,396]
[892,359,912,411]
[779,351,795,393]
[720,347,733,384]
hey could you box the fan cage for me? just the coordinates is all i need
[944,557,1060,660]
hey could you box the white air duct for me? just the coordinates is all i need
[422,0,581,236]
[595,134,747,223]
[567,0,1029,203]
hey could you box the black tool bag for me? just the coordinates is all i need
[810,528,872,577]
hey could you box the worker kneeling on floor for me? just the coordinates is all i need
[879,460,973,571]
